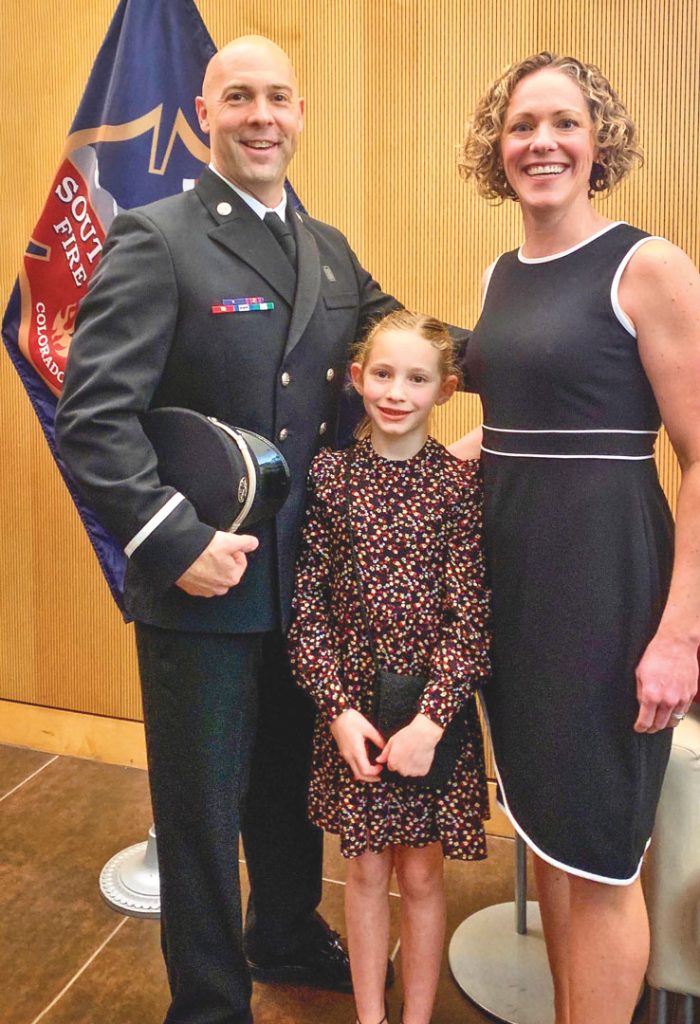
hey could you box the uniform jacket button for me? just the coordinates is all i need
[281,372,291,387]
[278,427,289,442]
[319,422,327,435]
[325,368,335,382]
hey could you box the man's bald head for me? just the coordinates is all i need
[195,35,304,206]
[202,36,299,101]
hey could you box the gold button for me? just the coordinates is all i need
[319,422,327,435]
[279,428,289,442]
[281,372,291,387]
[326,368,335,382]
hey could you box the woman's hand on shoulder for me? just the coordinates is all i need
[376,713,444,778]
[330,709,385,782]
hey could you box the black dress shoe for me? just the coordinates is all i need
[246,927,395,993]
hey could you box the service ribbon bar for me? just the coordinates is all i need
[211,302,275,314]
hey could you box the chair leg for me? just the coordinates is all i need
[515,832,527,935]
[650,987,668,1024]
[682,993,695,1024]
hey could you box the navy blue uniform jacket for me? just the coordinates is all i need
[56,168,400,632]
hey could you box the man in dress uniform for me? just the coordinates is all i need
[55,36,401,1024]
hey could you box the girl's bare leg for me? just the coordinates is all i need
[345,847,393,1024]
[394,842,445,1024]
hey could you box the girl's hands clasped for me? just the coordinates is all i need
[331,709,446,781]
[376,713,444,779]
[330,709,386,782]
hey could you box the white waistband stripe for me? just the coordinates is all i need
[481,446,655,461]
[483,427,657,435]
[125,493,186,557]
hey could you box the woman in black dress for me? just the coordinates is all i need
[454,52,700,1024]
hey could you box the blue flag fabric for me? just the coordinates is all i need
[1,0,217,614]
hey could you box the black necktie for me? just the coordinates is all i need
[263,211,297,270]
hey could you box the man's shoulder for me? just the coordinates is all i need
[122,188,199,227]
[104,190,205,255]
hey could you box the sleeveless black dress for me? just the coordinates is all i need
[466,222,674,883]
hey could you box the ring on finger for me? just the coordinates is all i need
[671,710,687,721]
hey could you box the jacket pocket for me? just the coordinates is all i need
[323,291,357,309]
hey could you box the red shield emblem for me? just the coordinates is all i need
[18,151,110,396]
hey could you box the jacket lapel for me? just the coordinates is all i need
[196,170,296,306]
[284,208,321,358]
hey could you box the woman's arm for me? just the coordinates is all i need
[447,425,483,460]
[619,238,700,731]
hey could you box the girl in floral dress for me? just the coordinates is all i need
[287,309,491,1024]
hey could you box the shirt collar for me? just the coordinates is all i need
[208,164,287,221]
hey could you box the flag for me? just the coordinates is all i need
[1,0,217,614]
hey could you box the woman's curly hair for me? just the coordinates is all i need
[458,52,643,202]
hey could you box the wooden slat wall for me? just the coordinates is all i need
[0,0,696,728]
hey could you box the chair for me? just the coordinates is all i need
[645,705,700,1024]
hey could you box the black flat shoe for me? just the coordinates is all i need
[246,923,394,993]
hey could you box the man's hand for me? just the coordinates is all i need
[330,709,386,782]
[176,531,259,597]
[376,713,444,778]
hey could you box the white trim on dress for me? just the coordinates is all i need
[483,426,657,435]
[610,235,664,336]
[517,221,625,264]
[479,696,650,887]
[480,447,654,461]
[480,426,657,461]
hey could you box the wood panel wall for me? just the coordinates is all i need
[0,0,696,726]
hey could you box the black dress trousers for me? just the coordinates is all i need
[241,632,323,957]
[136,625,322,1024]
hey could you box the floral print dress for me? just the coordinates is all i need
[287,436,491,860]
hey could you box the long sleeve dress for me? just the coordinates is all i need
[287,436,491,860]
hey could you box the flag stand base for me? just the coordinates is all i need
[448,834,554,1024]
[99,823,161,919]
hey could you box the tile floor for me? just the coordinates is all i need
[0,743,695,1024]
